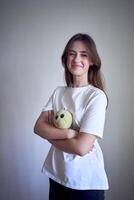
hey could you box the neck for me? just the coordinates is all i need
[72,76,88,87]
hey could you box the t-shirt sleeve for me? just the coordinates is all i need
[80,91,107,139]
[42,88,57,112]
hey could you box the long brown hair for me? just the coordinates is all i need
[61,33,105,92]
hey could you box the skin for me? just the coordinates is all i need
[34,41,97,156]
[34,111,77,140]
[67,40,93,87]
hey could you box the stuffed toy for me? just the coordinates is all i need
[54,109,73,129]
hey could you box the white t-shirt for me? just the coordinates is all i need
[42,85,109,190]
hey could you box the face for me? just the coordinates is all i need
[67,41,93,82]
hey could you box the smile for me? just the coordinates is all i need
[71,64,83,68]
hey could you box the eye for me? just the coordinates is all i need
[81,54,88,57]
[68,51,76,56]
[60,114,64,118]
[55,115,58,120]
[68,52,75,56]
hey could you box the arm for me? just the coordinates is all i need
[49,132,96,156]
[34,111,76,140]
[47,91,106,156]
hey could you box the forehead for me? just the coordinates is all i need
[69,40,88,52]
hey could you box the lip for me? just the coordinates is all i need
[71,64,83,68]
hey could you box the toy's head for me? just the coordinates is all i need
[54,109,73,129]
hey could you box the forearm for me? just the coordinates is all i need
[49,138,78,154]
[34,121,66,140]
[49,133,95,156]
[34,121,75,140]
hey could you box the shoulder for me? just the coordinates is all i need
[87,85,107,107]
[89,85,106,98]
[54,85,67,93]
[51,86,67,96]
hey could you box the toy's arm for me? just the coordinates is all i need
[48,132,96,156]
[34,111,76,140]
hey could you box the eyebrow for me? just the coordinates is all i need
[69,50,88,54]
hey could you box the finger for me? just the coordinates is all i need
[90,144,94,152]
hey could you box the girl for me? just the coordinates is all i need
[34,33,109,200]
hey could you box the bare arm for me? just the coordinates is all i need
[49,132,96,156]
[34,111,76,140]
[34,110,96,156]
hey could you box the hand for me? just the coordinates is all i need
[67,129,77,139]
[89,144,95,153]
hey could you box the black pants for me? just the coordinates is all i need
[49,179,105,200]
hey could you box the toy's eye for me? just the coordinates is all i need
[60,114,64,118]
[55,115,58,119]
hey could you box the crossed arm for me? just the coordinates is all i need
[34,110,96,156]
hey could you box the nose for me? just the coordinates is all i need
[73,53,81,62]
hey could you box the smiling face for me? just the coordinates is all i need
[66,41,93,86]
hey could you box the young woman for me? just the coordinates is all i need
[34,33,109,200]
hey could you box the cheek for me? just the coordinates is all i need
[88,58,93,66]
[85,60,91,67]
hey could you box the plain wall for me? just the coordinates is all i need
[0,0,134,200]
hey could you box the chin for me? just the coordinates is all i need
[70,68,82,73]
[72,73,83,77]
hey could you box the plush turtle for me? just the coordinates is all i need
[54,109,73,129]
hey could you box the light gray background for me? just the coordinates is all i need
[0,0,134,200]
